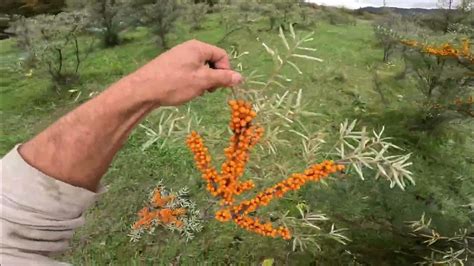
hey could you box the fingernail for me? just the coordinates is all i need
[231,73,243,86]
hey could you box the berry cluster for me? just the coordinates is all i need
[186,132,212,172]
[234,215,291,240]
[187,100,263,205]
[187,99,345,240]
[215,161,344,239]
[132,188,186,230]
[401,39,474,64]
[228,100,257,133]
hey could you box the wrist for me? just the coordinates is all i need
[109,74,161,110]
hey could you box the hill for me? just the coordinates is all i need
[358,6,449,15]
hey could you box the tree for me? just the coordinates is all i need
[66,0,128,47]
[7,11,92,90]
[373,13,402,62]
[438,0,456,33]
[142,0,180,48]
[87,0,125,47]
[400,39,474,130]
[374,25,400,63]
[187,3,208,30]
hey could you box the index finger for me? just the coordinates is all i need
[194,40,231,70]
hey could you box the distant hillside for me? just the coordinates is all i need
[358,6,441,16]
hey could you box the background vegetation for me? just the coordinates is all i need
[1,0,473,265]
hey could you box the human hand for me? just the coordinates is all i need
[126,40,242,106]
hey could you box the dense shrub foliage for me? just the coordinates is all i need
[7,11,91,89]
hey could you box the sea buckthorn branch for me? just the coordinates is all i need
[140,106,202,151]
[334,120,415,190]
[132,206,186,230]
[406,213,473,264]
[230,25,323,157]
[256,25,322,92]
[400,38,474,64]
[430,96,474,117]
[278,205,351,252]
[130,182,203,242]
[132,187,186,230]
[215,160,344,240]
[187,100,262,205]
[187,99,345,240]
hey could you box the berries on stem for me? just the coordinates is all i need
[187,99,345,240]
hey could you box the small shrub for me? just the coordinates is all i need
[67,0,129,47]
[295,4,318,28]
[237,2,260,23]
[7,12,91,90]
[5,15,37,67]
[373,25,400,63]
[325,8,357,26]
[187,3,208,31]
[141,0,180,48]
[261,5,281,31]
[85,0,127,47]
[400,38,474,130]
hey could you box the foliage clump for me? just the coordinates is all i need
[85,0,127,47]
[7,11,91,90]
[141,0,180,48]
[400,38,474,129]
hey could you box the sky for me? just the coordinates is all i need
[306,0,458,9]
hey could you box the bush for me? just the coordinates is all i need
[141,0,180,48]
[187,3,208,31]
[85,0,127,47]
[401,39,473,130]
[237,2,263,23]
[5,15,36,67]
[294,4,318,28]
[353,9,375,20]
[325,8,357,26]
[373,25,400,63]
[7,12,91,90]
[373,13,404,62]
[67,0,129,47]
[260,1,311,31]
[416,8,471,33]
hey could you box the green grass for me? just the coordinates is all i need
[1,11,473,265]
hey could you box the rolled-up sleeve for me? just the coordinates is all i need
[1,145,103,265]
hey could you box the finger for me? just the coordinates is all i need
[203,68,243,89]
[193,40,231,69]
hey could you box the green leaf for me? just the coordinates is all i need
[262,258,274,266]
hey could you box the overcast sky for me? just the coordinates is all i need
[307,0,458,9]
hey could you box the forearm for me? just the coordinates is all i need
[19,76,156,191]
[1,40,240,265]
[17,40,240,193]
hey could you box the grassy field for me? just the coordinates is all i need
[1,11,473,265]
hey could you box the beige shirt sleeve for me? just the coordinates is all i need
[1,145,103,265]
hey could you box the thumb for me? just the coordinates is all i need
[204,69,243,89]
